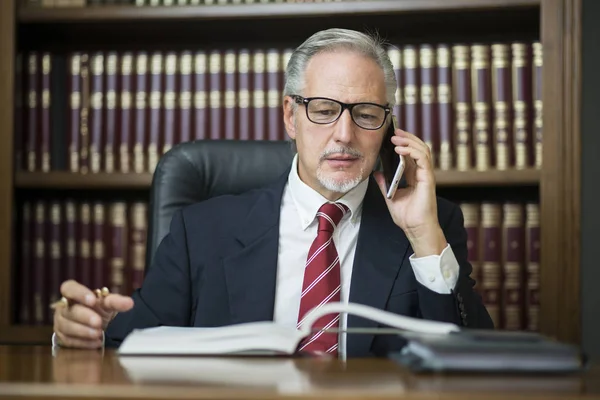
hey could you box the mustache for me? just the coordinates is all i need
[320,146,363,161]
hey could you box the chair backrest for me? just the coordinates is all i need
[146,140,295,269]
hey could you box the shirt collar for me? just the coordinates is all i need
[287,154,369,230]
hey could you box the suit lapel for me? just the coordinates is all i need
[346,177,410,357]
[222,169,289,325]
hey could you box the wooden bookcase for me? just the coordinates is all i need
[0,0,582,345]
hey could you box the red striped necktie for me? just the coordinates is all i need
[297,202,349,356]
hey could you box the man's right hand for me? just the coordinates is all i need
[53,280,134,349]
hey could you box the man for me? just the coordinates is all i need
[52,28,493,357]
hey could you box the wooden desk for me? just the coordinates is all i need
[0,345,598,400]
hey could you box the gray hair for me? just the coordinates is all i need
[283,28,397,110]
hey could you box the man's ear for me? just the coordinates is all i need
[283,96,297,140]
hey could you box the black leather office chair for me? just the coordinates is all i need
[145,140,295,270]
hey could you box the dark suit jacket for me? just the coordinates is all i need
[105,170,494,356]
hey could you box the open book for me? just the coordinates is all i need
[117,302,460,356]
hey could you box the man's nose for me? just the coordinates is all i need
[332,109,354,143]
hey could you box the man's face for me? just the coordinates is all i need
[284,51,388,200]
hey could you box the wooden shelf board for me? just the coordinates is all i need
[15,169,539,189]
[18,0,540,23]
[15,172,153,189]
[0,326,53,345]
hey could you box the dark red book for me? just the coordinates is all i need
[40,53,51,172]
[388,45,402,127]
[148,52,163,173]
[133,52,148,173]
[502,203,526,330]
[237,48,251,141]
[526,203,540,331]
[402,46,420,138]
[104,52,118,173]
[209,50,223,140]
[179,51,193,144]
[224,50,238,140]
[511,42,533,169]
[436,45,453,170]
[252,50,266,141]
[266,49,280,141]
[89,52,105,173]
[491,43,513,170]
[480,203,503,329]
[471,44,492,171]
[419,44,437,167]
[193,50,208,140]
[533,42,543,168]
[452,45,472,171]
[26,52,39,172]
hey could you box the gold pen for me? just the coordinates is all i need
[50,287,111,310]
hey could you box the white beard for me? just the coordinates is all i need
[316,164,365,194]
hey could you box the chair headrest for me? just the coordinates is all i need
[147,140,295,267]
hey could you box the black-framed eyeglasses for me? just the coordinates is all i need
[290,95,391,131]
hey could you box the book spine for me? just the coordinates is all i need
[436,45,452,170]
[512,42,532,169]
[252,49,266,140]
[14,53,23,170]
[419,44,436,165]
[533,42,543,168]
[388,46,402,126]
[26,53,38,172]
[65,200,78,280]
[104,52,118,173]
[526,203,540,331]
[79,202,92,288]
[19,202,32,324]
[193,51,208,140]
[224,50,237,140]
[148,52,163,173]
[453,45,472,171]
[402,46,420,137]
[109,202,127,294]
[33,201,46,325]
[49,202,62,306]
[130,202,147,291]
[471,44,492,171]
[90,53,104,174]
[119,53,133,173]
[41,53,51,172]
[93,202,106,290]
[237,49,251,141]
[209,50,223,140]
[179,51,193,143]
[481,203,502,329]
[79,54,90,174]
[491,44,512,170]
[460,203,481,290]
[134,52,148,173]
[502,203,525,330]
[163,52,178,156]
[266,49,280,141]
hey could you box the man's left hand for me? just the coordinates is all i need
[373,128,447,257]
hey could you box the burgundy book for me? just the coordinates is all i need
[502,202,525,331]
[491,44,513,170]
[471,44,492,171]
[452,45,472,171]
[252,50,266,141]
[129,202,147,292]
[511,42,533,169]
[163,52,178,158]
[419,44,437,166]
[109,202,127,295]
[79,202,92,289]
[48,202,63,307]
[526,203,540,331]
[224,50,238,140]
[134,52,148,173]
[104,52,118,173]
[281,48,294,140]
[33,201,46,325]
[402,46,420,138]
[237,48,251,141]
[387,46,402,126]
[41,53,51,172]
[193,50,208,140]
[480,203,503,329]
[148,52,163,173]
[460,203,481,291]
[266,49,280,141]
[119,53,134,173]
[92,203,106,290]
[64,200,78,281]
[436,45,453,170]
[14,53,23,170]
[79,54,90,174]
[179,51,193,144]
[19,202,32,324]
[209,50,223,140]
[89,52,104,174]
[533,42,543,168]
[26,52,39,172]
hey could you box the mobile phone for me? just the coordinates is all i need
[379,115,405,199]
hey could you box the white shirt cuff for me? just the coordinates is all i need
[409,243,459,294]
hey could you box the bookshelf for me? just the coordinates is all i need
[0,0,582,345]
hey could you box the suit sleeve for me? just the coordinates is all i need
[415,203,495,329]
[104,208,193,346]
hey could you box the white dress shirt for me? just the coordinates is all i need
[273,154,460,358]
